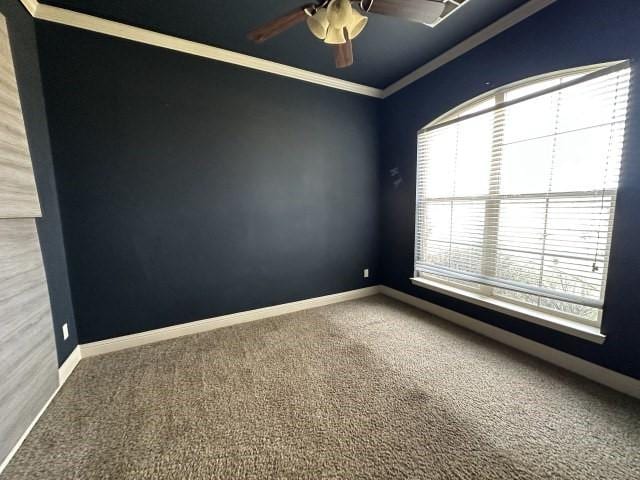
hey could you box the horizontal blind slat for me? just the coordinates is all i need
[414,62,631,313]
[415,264,604,308]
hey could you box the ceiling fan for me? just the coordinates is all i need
[248,0,447,68]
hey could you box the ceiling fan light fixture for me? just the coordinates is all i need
[249,0,453,69]
[327,0,353,29]
[346,9,368,40]
[324,26,347,44]
[306,8,329,39]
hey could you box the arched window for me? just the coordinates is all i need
[413,61,631,336]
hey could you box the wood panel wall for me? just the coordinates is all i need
[0,15,40,219]
[0,219,58,458]
[0,14,58,464]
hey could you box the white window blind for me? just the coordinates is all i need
[415,62,631,323]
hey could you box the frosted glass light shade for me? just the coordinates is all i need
[306,8,329,40]
[324,26,346,44]
[346,9,368,39]
[327,0,352,29]
[314,1,369,45]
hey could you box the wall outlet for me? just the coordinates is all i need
[62,323,69,341]
[363,268,369,278]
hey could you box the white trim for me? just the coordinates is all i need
[411,277,606,344]
[80,286,381,357]
[20,1,382,98]
[0,347,81,475]
[57,345,81,385]
[382,0,557,98]
[380,286,640,400]
[17,0,38,16]
[17,0,556,99]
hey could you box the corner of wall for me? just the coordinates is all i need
[2,0,79,366]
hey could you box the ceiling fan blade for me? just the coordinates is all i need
[361,0,446,25]
[334,30,354,68]
[247,7,310,43]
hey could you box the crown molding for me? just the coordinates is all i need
[18,0,555,99]
[381,0,557,98]
[19,1,383,98]
[18,0,38,16]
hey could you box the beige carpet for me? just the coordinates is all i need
[2,295,639,479]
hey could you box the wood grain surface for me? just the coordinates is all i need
[0,218,58,462]
[0,15,40,219]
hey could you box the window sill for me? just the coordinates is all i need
[410,277,606,344]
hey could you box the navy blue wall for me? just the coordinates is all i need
[25,0,640,378]
[380,0,640,379]
[1,0,78,365]
[35,22,381,343]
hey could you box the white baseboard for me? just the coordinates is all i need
[380,286,640,400]
[58,345,81,385]
[0,346,82,475]
[2,284,636,475]
[81,286,381,357]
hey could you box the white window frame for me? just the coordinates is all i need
[412,61,629,343]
